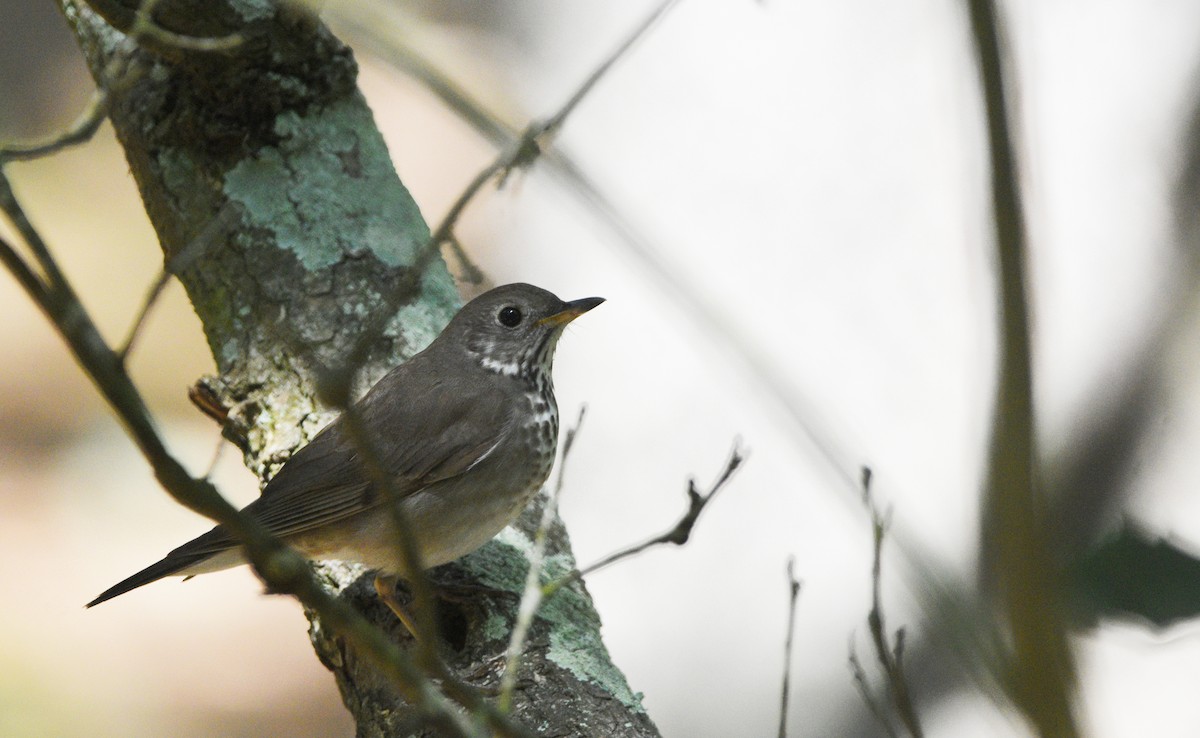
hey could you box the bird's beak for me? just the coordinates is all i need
[539,296,605,327]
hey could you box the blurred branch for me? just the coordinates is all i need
[0,90,107,163]
[544,439,744,598]
[856,468,923,738]
[965,0,1079,735]
[314,368,524,736]
[312,368,441,649]
[425,0,683,255]
[499,405,588,712]
[0,169,75,296]
[848,648,901,738]
[778,557,802,738]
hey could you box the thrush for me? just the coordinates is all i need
[87,283,603,608]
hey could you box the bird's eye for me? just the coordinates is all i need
[498,306,523,327]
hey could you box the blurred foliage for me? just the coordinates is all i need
[1069,523,1200,630]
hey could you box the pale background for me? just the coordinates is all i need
[2,1,1200,736]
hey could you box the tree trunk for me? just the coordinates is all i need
[60,1,657,734]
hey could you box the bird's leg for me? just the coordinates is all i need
[373,573,420,639]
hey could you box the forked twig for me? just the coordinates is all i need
[848,646,902,738]
[426,0,682,252]
[852,467,923,738]
[543,440,744,598]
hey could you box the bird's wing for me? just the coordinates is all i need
[176,360,512,556]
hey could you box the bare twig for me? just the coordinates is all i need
[0,90,108,163]
[544,440,744,598]
[859,469,923,738]
[130,0,244,51]
[426,0,681,254]
[445,234,486,286]
[498,406,588,712]
[965,0,1079,734]
[313,369,438,642]
[778,557,802,738]
[848,647,901,738]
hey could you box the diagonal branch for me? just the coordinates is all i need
[427,0,683,253]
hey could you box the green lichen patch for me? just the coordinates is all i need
[223,95,428,272]
[542,580,644,712]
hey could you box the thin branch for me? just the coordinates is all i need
[0,90,108,163]
[0,231,50,303]
[544,439,744,598]
[299,345,527,735]
[312,369,439,648]
[201,432,228,481]
[427,0,681,251]
[445,234,486,286]
[965,0,1079,734]
[498,405,588,712]
[860,469,923,738]
[778,557,802,738]
[848,646,901,738]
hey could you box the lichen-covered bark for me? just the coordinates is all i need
[61,1,657,735]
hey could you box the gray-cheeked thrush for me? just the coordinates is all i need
[87,283,603,608]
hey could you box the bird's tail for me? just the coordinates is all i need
[86,549,217,608]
